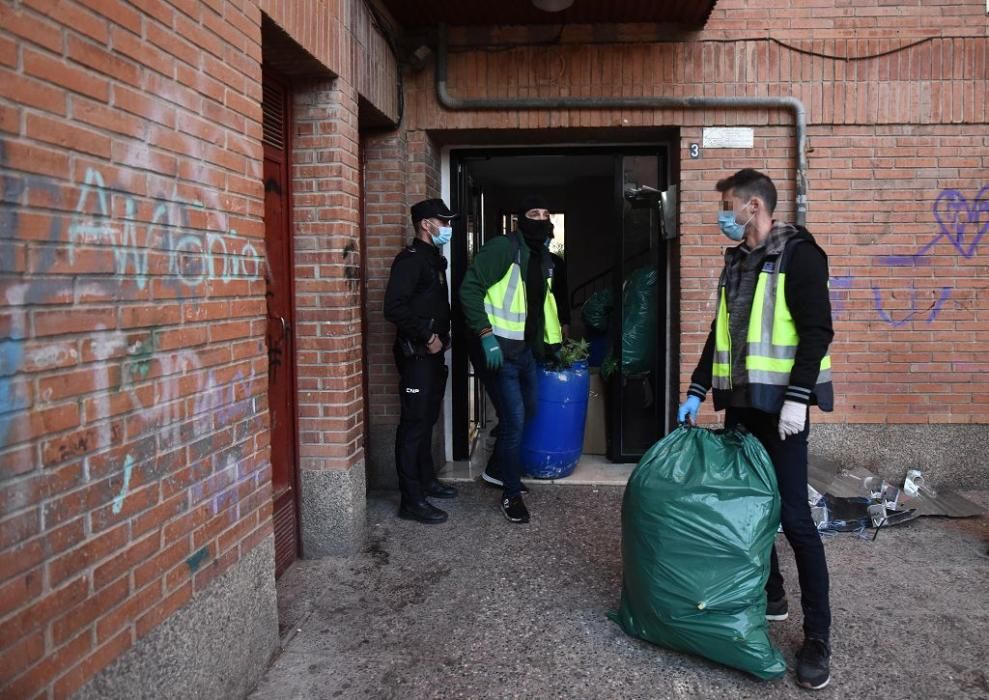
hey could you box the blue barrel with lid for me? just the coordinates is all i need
[520,360,591,479]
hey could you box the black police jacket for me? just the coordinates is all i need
[384,238,451,353]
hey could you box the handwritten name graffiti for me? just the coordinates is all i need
[831,186,986,328]
[1,139,267,520]
[68,168,264,291]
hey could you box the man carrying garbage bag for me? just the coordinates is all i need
[678,169,835,689]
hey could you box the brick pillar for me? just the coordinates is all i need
[291,78,366,556]
[363,129,408,488]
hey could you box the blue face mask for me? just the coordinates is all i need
[718,204,753,241]
[430,224,453,247]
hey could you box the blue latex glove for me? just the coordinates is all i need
[677,395,701,425]
[481,335,503,370]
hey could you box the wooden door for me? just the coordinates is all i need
[262,73,299,577]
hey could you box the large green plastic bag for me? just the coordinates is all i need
[610,426,785,680]
[620,267,657,375]
[581,288,613,333]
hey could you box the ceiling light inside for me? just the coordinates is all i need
[532,0,574,12]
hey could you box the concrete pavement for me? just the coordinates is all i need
[250,483,989,700]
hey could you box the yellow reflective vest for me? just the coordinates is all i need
[713,245,833,412]
[483,238,562,346]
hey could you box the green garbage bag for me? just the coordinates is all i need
[620,267,657,375]
[581,288,613,333]
[610,426,785,680]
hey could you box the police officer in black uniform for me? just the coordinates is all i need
[383,198,459,524]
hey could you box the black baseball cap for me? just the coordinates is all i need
[410,198,457,223]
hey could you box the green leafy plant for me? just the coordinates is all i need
[601,353,619,380]
[549,338,589,371]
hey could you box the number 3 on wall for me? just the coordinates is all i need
[689,144,700,159]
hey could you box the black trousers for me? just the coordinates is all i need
[394,351,447,504]
[725,406,832,641]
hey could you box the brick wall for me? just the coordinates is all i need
[395,0,989,428]
[1,0,400,693]
[364,130,410,428]
[0,0,274,696]
[259,0,399,123]
[292,78,365,472]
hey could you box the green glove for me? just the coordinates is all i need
[480,334,503,370]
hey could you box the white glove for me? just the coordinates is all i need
[778,400,807,440]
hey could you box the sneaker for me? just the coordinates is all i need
[482,464,528,493]
[796,637,831,690]
[766,595,789,621]
[501,495,530,524]
[482,463,504,487]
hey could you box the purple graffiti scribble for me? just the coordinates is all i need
[828,276,855,316]
[920,185,989,259]
[872,284,952,328]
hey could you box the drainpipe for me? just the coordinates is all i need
[434,25,809,225]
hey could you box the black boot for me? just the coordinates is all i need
[426,481,458,499]
[398,499,448,524]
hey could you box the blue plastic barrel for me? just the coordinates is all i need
[587,331,608,367]
[520,360,591,479]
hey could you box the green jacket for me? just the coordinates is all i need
[459,233,552,359]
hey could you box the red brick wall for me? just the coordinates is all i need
[397,0,989,427]
[2,0,399,694]
[292,78,365,471]
[259,0,400,122]
[0,1,275,696]
[364,130,410,428]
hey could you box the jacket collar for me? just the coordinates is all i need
[726,221,802,263]
[411,237,439,255]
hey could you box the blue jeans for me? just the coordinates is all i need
[493,348,538,499]
[725,406,831,641]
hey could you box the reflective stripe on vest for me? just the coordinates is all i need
[483,245,562,344]
[712,289,732,387]
[713,251,833,411]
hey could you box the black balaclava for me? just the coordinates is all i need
[516,195,550,351]
[516,195,552,249]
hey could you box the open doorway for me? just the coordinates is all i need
[449,145,680,468]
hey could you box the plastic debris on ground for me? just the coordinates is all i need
[805,460,984,539]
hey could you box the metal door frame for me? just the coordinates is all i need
[447,140,681,462]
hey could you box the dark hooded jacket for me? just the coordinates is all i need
[458,195,558,360]
[688,222,834,411]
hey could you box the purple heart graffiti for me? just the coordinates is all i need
[922,185,989,258]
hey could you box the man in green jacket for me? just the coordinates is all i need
[459,195,563,523]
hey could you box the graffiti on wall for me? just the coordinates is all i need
[1,138,266,523]
[829,186,987,328]
[68,167,264,292]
